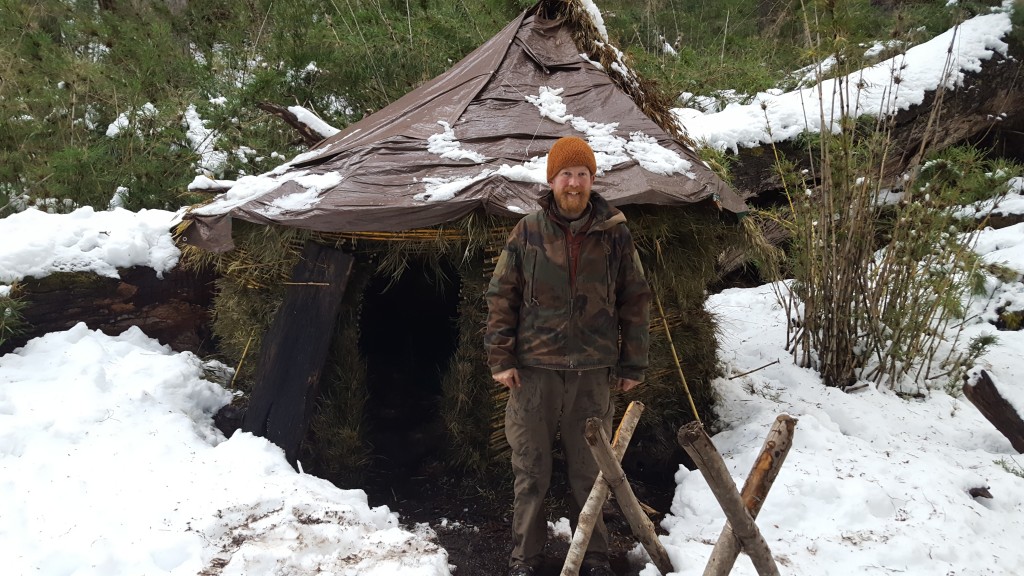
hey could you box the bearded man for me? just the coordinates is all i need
[485,136,652,576]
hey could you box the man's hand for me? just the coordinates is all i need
[618,378,642,392]
[493,368,521,389]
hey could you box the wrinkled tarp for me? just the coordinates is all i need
[181,5,747,253]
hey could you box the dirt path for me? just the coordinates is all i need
[363,469,673,576]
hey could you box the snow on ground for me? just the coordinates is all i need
[649,279,1024,575]
[2,177,1022,576]
[675,3,1015,153]
[0,324,449,576]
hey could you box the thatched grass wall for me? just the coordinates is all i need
[179,204,755,481]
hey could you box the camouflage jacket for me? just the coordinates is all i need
[485,193,651,381]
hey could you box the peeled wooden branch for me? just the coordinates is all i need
[704,415,796,576]
[257,101,328,147]
[561,402,644,576]
[678,422,780,576]
[585,418,674,576]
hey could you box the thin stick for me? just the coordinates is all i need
[728,360,780,380]
[333,0,389,103]
[229,330,257,390]
[720,9,729,65]
[654,288,702,425]
[244,1,273,88]
[405,0,412,43]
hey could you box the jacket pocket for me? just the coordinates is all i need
[524,247,538,307]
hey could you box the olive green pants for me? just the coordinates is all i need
[505,366,614,567]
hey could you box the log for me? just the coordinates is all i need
[258,101,330,147]
[717,32,1024,279]
[1,265,216,356]
[964,369,1024,453]
[678,422,780,576]
[704,415,796,576]
[241,241,354,465]
[727,30,1024,202]
[585,417,674,576]
[561,402,645,576]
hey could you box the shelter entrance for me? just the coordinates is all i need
[358,258,461,476]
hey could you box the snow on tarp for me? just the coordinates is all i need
[181,4,746,252]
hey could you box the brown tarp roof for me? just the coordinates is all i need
[181,3,747,252]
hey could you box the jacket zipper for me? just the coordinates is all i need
[563,224,575,369]
[552,212,596,370]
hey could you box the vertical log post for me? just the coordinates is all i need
[678,422,781,576]
[241,241,354,466]
[585,418,675,576]
[561,402,645,576]
[704,415,796,576]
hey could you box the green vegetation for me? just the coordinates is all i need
[0,290,27,349]
[0,0,525,214]
[612,0,990,102]
[757,6,1021,392]
[1,0,980,215]
[996,456,1024,479]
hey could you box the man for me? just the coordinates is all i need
[485,136,652,576]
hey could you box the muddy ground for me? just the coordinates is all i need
[362,463,677,576]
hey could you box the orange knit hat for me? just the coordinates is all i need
[546,136,597,182]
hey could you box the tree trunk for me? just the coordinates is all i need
[258,102,331,147]
[718,30,1024,280]
[2,265,216,356]
[727,28,1024,202]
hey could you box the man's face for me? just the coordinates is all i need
[549,165,595,219]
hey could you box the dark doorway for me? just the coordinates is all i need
[358,258,460,476]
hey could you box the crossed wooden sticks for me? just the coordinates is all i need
[562,403,796,576]
[678,415,797,576]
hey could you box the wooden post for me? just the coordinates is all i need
[561,402,645,576]
[964,369,1024,453]
[241,241,354,466]
[585,418,674,576]
[678,422,781,576]
[704,415,796,576]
